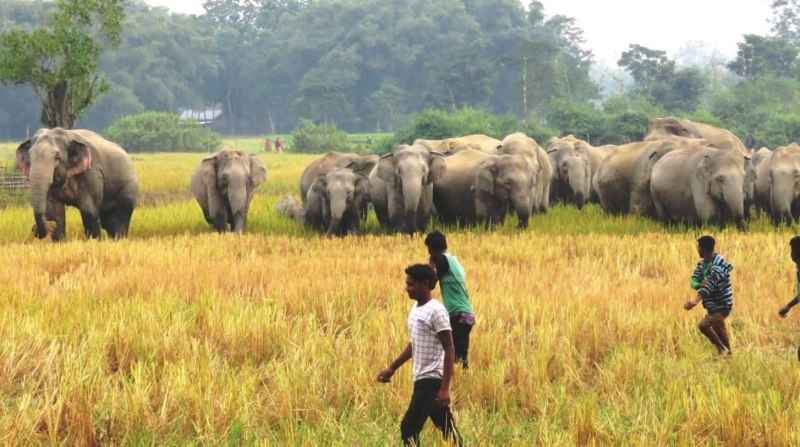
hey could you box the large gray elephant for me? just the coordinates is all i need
[592,141,656,215]
[415,134,501,154]
[369,144,446,234]
[497,133,552,213]
[433,149,492,225]
[752,147,774,215]
[546,135,610,208]
[190,149,267,233]
[474,153,541,228]
[305,167,371,236]
[650,146,749,229]
[299,152,378,204]
[15,128,139,241]
[645,117,747,153]
[767,144,800,224]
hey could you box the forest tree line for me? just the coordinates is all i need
[2,0,800,149]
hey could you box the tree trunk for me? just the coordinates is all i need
[42,80,76,129]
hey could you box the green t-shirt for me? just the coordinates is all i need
[440,254,474,316]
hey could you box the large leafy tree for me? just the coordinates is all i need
[0,0,124,128]
[727,34,798,79]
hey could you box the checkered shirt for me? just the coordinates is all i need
[408,299,452,382]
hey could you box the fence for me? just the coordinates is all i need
[0,162,29,206]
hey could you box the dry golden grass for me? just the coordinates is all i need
[2,145,800,444]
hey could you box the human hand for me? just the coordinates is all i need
[377,368,395,383]
[435,388,450,407]
[684,300,697,311]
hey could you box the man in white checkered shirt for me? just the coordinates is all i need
[377,264,459,446]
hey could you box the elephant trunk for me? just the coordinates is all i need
[401,177,423,234]
[511,190,531,229]
[771,181,794,225]
[226,178,248,234]
[29,156,55,239]
[723,182,747,230]
[566,160,587,210]
[327,193,348,236]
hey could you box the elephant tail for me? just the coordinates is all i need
[276,195,305,224]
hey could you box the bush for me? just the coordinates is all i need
[604,111,649,144]
[292,120,350,154]
[105,112,221,153]
[546,99,607,144]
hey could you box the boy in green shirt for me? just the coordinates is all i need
[425,231,475,369]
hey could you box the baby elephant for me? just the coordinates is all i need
[191,149,267,233]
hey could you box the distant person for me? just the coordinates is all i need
[685,235,734,356]
[377,264,460,446]
[745,131,756,150]
[425,231,475,369]
[264,137,274,153]
[778,237,800,360]
[275,137,285,153]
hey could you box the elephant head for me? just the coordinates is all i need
[200,149,267,233]
[694,149,748,230]
[377,145,446,234]
[474,154,535,228]
[308,168,369,236]
[768,148,800,225]
[21,128,94,239]
[547,137,592,209]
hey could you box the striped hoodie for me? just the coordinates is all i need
[691,254,734,314]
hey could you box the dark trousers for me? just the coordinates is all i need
[400,378,459,446]
[450,316,472,368]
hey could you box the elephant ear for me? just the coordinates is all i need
[428,153,447,184]
[377,153,395,182]
[306,176,329,227]
[15,139,32,178]
[474,158,497,195]
[249,155,268,186]
[696,154,714,184]
[65,139,93,178]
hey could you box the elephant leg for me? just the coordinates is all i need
[80,210,102,239]
[46,198,67,242]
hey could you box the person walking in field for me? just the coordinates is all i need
[425,231,475,369]
[685,235,734,356]
[275,137,285,153]
[377,264,460,446]
[778,237,800,360]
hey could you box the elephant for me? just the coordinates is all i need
[592,141,655,215]
[628,137,708,218]
[650,145,749,229]
[190,149,267,233]
[474,153,543,228]
[414,134,501,154]
[15,128,139,241]
[299,152,378,204]
[645,117,747,153]
[496,132,552,213]
[369,144,447,234]
[766,144,800,225]
[546,135,611,208]
[433,149,493,225]
[752,147,774,214]
[305,167,371,236]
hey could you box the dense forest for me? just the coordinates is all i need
[2,0,800,148]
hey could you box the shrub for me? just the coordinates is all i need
[292,120,350,154]
[105,112,221,153]
[546,99,607,144]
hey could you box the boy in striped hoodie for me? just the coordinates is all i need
[778,237,800,318]
[684,235,734,355]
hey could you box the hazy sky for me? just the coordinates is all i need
[144,0,775,64]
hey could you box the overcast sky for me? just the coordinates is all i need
[144,0,775,64]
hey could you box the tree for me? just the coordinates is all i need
[0,0,124,129]
[727,34,798,79]
[618,44,675,94]
[772,0,800,44]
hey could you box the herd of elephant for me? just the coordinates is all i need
[11,119,800,241]
[281,117,800,235]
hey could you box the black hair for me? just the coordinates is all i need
[424,231,447,253]
[405,264,438,290]
[697,235,716,253]
[791,236,800,251]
